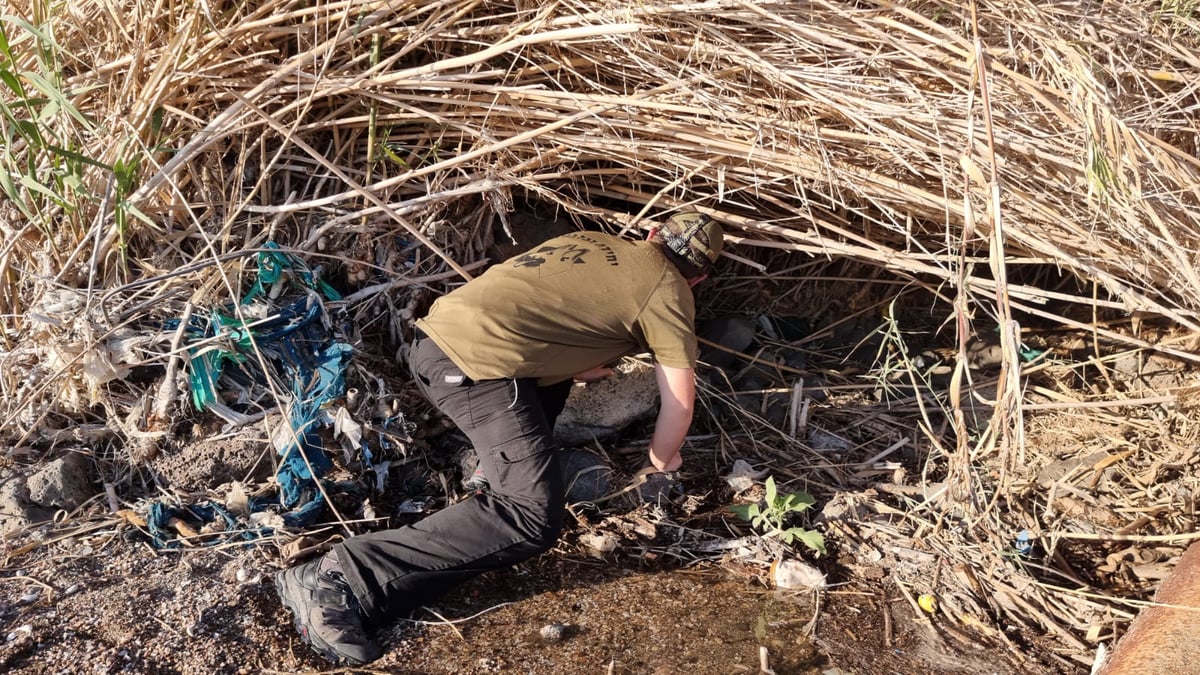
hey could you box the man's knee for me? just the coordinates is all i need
[500,487,564,552]
[532,496,565,549]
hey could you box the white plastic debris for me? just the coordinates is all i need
[332,406,363,448]
[725,459,767,493]
[771,559,827,591]
[373,460,391,493]
[249,511,286,530]
[1090,642,1109,675]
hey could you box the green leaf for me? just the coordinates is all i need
[792,528,826,555]
[18,173,66,206]
[785,491,816,511]
[46,144,109,170]
[59,171,85,194]
[0,23,11,63]
[0,68,24,97]
[21,70,94,131]
[728,503,755,521]
[0,15,53,44]
[120,201,156,228]
[13,119,42,145]
[764,475,777,505]
[114,155,140,193]
[380,142,410,169]
[0,170,34,219]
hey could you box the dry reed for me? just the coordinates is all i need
[2,0,1199,668]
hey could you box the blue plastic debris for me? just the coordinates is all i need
[146,500,245,548]
[243,241,342,304]
[1014,530,1033,555]
[275,341,353,509]
[146,244,368,547]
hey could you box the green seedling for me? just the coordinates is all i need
[729,476,826,555]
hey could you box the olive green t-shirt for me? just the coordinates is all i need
[416,231,697,384]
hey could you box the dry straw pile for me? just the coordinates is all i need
[2,0,1198,668]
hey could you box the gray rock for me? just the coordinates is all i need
[559,449,611,503]
[0,478,52,536]
[764,393,789,429]
[760,315,812,342]
[26,452,95,510]
[809,429,851,455]
[769,344,809,373]
[554,365,657,446]
[698,315,756,369]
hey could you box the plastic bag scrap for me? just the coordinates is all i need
[144,244,386,548]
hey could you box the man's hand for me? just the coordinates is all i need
[648,447,683,472]
[573,366,614,383]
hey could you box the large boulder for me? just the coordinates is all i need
[554,363,658,446]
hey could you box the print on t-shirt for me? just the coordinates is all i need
[512,243,590,275]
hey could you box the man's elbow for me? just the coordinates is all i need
[664,398,695,420]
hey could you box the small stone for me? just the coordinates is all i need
[859,547,883,564]
[539,623,568,642]
[579,532,620,556]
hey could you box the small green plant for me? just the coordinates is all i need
[729,476,826,555]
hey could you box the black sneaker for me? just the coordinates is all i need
[274,551,382,665]
[462,465,491,493]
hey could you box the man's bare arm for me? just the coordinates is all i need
[647,363,695,472]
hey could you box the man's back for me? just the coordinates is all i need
[417,230,697,384]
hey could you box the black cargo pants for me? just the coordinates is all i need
[335,333,572,622]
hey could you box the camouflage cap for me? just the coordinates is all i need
[661,211,724,274]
